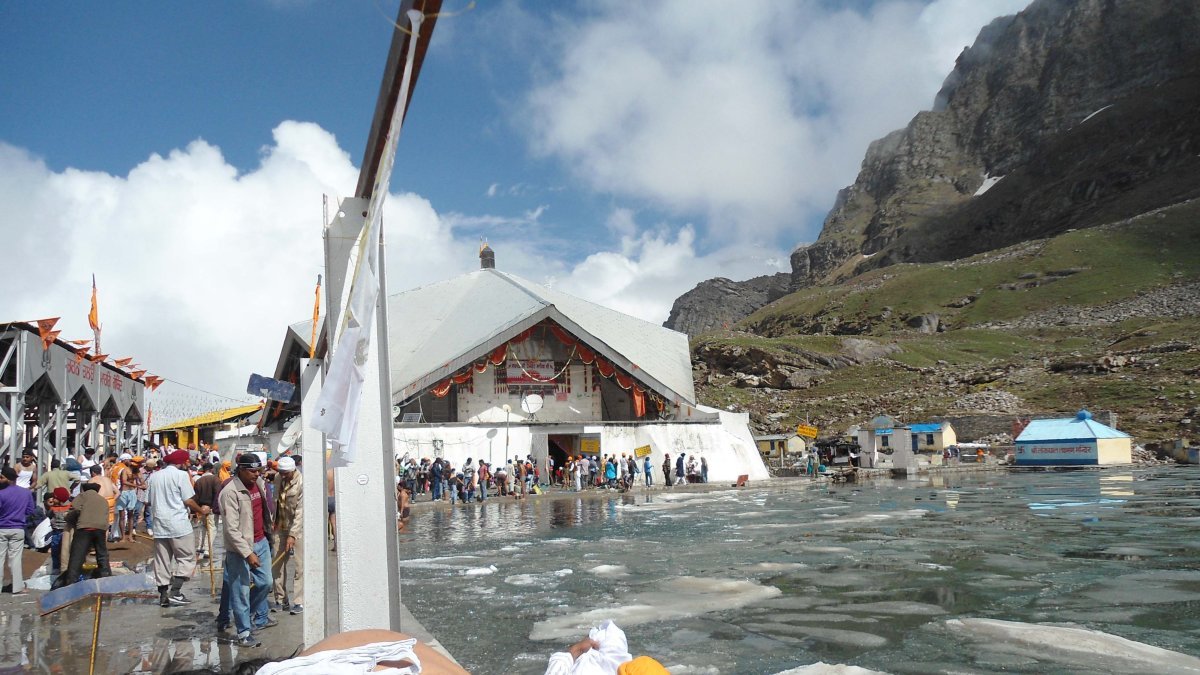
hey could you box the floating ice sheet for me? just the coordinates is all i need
[944,618,1200,673]
[529,576,780,641]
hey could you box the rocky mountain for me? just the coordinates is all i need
[667,0,1200,449]
[664,273,790,337]
[666,0,1200,336]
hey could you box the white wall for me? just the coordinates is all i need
[393,416,769,482]
[457,362,601,424]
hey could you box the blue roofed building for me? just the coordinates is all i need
[908,422,958,454]
[1014,410,1132,466]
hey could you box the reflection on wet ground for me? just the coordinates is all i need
[0,565,303,673]
[397,468,1200,674]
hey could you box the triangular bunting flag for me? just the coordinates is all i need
[36,317,59,339]
[89,353,108,363]
[113,357,133,367]
[67,339,92,347]
[41,330,61,350]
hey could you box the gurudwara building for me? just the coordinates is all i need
[269,247,768,482]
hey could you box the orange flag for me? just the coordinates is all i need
[88,275,100,332]
[89,353,108,363]
[35,318,59,347]
[113,357,133,367]
[130,370,146,380]
[67,339,92,347]
[41,330,61,350]
[74,349,88,363]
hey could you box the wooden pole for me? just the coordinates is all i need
[205,517,216,597]
[88,595,102,675]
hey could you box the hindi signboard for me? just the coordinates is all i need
[634,444,652,458]
[796,424,819,440]
[580,438,601,455]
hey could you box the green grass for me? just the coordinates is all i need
[743,201,1200,337]
[891,330,1038,368]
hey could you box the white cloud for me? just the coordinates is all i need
[0,0,1033,406]
[521,0,1032,243]
[0,125,777,403]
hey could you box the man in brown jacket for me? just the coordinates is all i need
[218,454,275,647]
[52,482,111,589]
[271,456,303,614]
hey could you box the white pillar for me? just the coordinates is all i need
[299,358,327,646]
[327,200,402,633]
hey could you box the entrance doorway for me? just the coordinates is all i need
[547,434,574,485]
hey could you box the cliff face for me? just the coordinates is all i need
[793,0,1200,284]
[667,0,1200,337]
[664,273,791,337]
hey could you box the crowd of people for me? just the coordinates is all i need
[395,450,711,503]
[0,444,306,650]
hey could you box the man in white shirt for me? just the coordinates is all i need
[148,449,209,607]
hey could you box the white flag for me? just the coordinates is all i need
[313,264,377,465]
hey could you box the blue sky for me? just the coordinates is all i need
[0,0,1030,421]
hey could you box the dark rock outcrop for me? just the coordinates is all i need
[794,0,1200,284]
[664,273,790,337]
[667,0,1200,340]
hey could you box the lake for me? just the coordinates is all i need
[396,467,1200,674]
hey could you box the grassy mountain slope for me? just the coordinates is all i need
[693,200,1200,445]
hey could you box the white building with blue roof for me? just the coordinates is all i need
[1014,410,1132,466]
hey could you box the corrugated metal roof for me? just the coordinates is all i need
[386,270,696,404]
[153,403,264,432]
[1016,412,1130,442]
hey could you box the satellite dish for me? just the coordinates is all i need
[521,394,544,415]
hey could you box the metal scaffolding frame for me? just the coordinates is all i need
[0,323,145,468]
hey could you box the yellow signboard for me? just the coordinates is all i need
[796,424,819,439]
[580,438,601,455]
[634,444,652,458]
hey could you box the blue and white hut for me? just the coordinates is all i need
[1013,410,1132,466]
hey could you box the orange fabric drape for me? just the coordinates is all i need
[431,381,452,398]
[473,361,488,373]
[576,345,595,364]
[488,345,507,366]
[633,387,646,417]
[614,372,633,390]
[595,359,614,378]
[549,325,576,346]
[451,371,473,385]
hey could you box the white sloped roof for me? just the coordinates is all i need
[386,269,696,405]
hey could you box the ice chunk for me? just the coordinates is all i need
[944,618,1200,673]
[741,562,806,573]
[462,564,497,576]
[529,576,780,641]
[772,663,889,674]
[588,565,630,578]
[743,622,888,648]
[821,601,946,616]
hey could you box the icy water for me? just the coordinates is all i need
[397,467,1200,675]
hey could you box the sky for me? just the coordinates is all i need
[0,0,1032,424]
